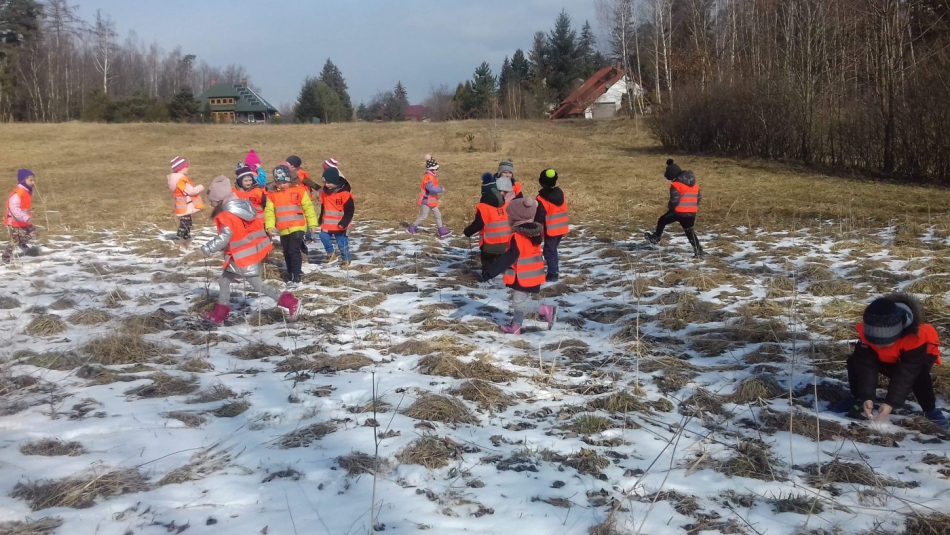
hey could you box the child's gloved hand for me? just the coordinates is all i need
[480,271,491,282]
[266,229,278,238]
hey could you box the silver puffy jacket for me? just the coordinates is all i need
[200,198,267,277]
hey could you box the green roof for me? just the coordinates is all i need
[197,83,278,113]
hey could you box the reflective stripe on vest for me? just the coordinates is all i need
[502,233,546,287]
[475,203,511,246]
[672,181,699,214]
[537,196,569,236]
[174,177,205,215]
[418,173,439,207]
[268,186,308,230]
[235,187,266,220]
[5,187,32,228]
[321,189,352,232]
[217,212,272,269]
[857,323,942,365]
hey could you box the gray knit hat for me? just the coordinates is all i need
[497,159,515,176]
[862,297,913,346]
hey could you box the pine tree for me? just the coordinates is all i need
[511,49,531,85]
[313,81,343,123]
[293,76,319,123]
[390,81,409,120]
[167,88,200,122]
[578,20,604,79]
[470,61,496,117]
[319,58,353,121]
[546,10,580,103]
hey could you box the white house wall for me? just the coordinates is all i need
[583,77,642,119]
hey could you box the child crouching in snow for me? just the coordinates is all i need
[200,176,300,325]
[3,169,38,264]
[482,197,557,334]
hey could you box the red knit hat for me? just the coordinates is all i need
[322,158,339,170]
[170,156,188,173]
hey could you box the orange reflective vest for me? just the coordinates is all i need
[537,196,569,237]
[475,203,511,246]
[418,172,440,207]
[320,189,353,232]
[267,186,308,231]
[671,181,699,214]
[216,210,272,269]
[503,233,546,288]
[857,323,942,365]
[173,176,205,215]
[512,181,523,197]
[4,186,31,228]
[235,187,266,220]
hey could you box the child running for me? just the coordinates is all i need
[482,197,557,334]
[200,176,300,324]
[233,164,266,221]
[3,169,38,264]
[317,166,355,267]
[167,156,205,241]
[645,159,705,257]
[408,154,450,237]
[535,168,569,282]
[264,164,318,284]
[464,172,510,273]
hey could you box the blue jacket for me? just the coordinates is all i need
[255,169,267,188]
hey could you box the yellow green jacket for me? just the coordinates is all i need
[264,185,319,236]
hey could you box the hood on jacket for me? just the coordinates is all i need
[323,177,352,194]
[886,292,925,335]
[221,198,256,222]
[673,170,697,187]
[513,221,543,244]
[538,186,565,206]
[480,184,504,207]
[167,172,188,192]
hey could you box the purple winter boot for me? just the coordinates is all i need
[201,304,231,325]
[499,323,523,335]
[278,292,301,321]
[407,224,418,235]
[539,304,558,330]
[438,227,452,238]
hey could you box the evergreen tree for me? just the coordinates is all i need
[313,80,343,123]
[293,76,319,123]
[167,88,200,122]
[578,21,605,79]
[319,58,353,121]
[390,81,408,120]
[470,61,496,117]
[511,49,531,85]
[0,0,42,120]
[546,10,580,103]
[451,82,472,118]
[498,56,511,98]
[356,102,368,121]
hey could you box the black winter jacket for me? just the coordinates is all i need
[317,178,355,232]
[668,171,701,213]
[534,186,565,226]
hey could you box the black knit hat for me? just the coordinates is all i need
[862,297,913,346]
[664,159,682,180]
[286,155,302,168]
[322,166,343,185]
[539,168,558,188]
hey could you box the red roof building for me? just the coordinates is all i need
[405,105,428,122]
[550,64,637,120]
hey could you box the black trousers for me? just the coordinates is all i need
[847,349,937,411]
[543,236,562,276]
[280,231,305,277]
[655,211,701,249]
[177,215,193,240]
[480,249,502,273]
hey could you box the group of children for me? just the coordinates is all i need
[164,152,356,325]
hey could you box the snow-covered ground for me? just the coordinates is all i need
[1,222,949,535]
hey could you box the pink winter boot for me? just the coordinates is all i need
[201,304,231,325]
[499,323,523,335]
[278,292,301,320]
[539,304,558,330]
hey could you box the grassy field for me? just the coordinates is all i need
[2,120,949,238]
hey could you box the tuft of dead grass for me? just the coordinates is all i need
[83,333,173,365]
[277,422,337,449]
[312,353,374,372]
[67,308,111,325]
[568,414,615,434]
[589,391,650,414]
[11,468,151,511]
[725,375,785,404]
[904,513,950,535]
[662,268,725,291]
[718,439,785,481]
[24,315,66,337]
[49,296,76,310]
[186,383,235,404]
[22,351,83,370]
[802,459,908,488]
[0,517,64,534]
[352,293,387,308]
[418,354,516,382]
[760,409,904,446]
[0,295,21,309]
[162,411,206,428]
[403,393,477,424]
[125,373,198,398]
[681,388,726,417]
[103,288,131,308]
[656,292,724,331]
[565,448,610,475]
[396,436,463,469]
[19,438,85,457]
[905,276,950,295]
[178,358,214,373]
[230,342,287,360]
[451,380,514,411]
[211,400,250,418]
[157,447,231,486]
[338,452,391,476]
[120,309,176,334]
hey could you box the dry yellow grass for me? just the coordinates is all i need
[3,121,949,237]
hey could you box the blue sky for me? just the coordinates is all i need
[75,0,600,107]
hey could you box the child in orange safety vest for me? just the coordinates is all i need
[199,176,301,325]
[265,164,318,285]
[645,159,704,257]
[464,172,510,273]
[482,197,557,335]
[408,154,450,238]
[3,169,38,264]
[534,168,569,283]
[317,166,355,267]
[233,164,266,221]
[167,156,205,241]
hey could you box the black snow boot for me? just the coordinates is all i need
[685,229,705,257]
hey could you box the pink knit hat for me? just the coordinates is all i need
[244,150,262,169]
[322,158,339,170]
[506,197,538,227]
[170,156,188,173]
